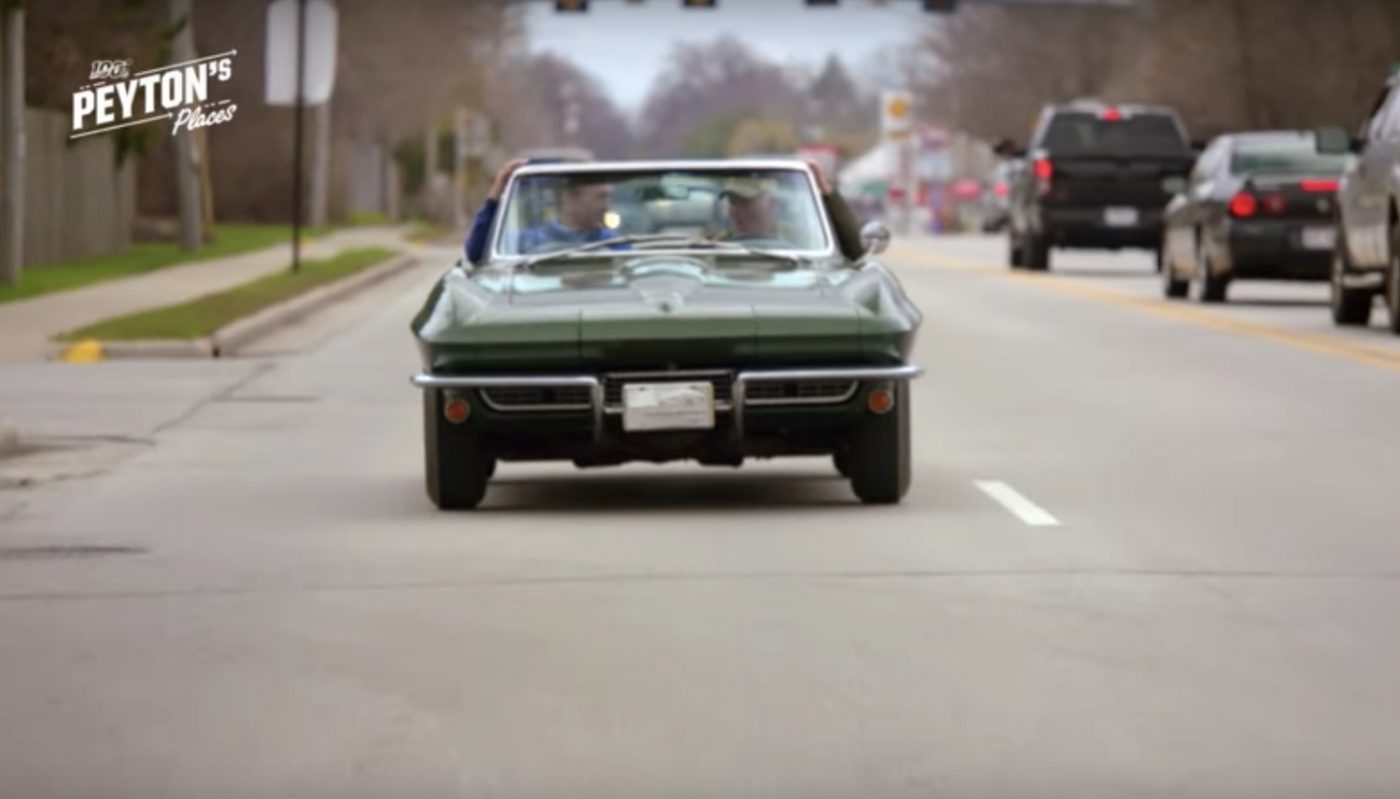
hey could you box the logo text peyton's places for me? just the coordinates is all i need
[71,50,238,140]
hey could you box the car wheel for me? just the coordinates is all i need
[1153,244,1165,273]
[1197,253,1228,304]
[1025,233,1051,271]
[423,390,492,510]
[833,448,851,478]
[1162,234,1188,299]
[1008,232,1025,269]
[847,382,911,505]
[1388,222,1400,335]
[1330,237,1373,327]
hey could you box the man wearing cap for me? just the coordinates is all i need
[722,164,865,260]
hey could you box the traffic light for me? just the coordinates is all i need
[805,0,840,5]
[555,0,588,11]
[681,0,717,7]
[923,0,957,11]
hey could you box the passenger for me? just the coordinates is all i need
[464,160,622,263]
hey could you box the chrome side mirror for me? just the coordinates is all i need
[860,221,891,257]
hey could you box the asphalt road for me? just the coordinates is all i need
[2,234,1399,798]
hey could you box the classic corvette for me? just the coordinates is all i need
[410,160,923,509]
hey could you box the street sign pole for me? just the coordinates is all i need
[291,0,307,273]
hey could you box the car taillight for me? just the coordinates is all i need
[994,182,1009,197]
[1100,107,1123,122]
[1229,192,1257,218]
[1033,158,1053,181]
[1301,179,1339,193]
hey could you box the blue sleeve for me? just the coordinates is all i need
[464,199,500,264]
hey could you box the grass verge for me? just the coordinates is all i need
[55,247,398,342]
[0,223,342,306]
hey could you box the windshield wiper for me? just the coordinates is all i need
[517,233,693,270]
[517,233,807,270]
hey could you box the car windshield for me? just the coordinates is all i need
[1041,111,1190,156]
[1231,142,1349,176]
[494,168,829,257]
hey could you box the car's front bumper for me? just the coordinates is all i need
[411,365,923,461]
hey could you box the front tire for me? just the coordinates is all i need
[1330,238,1373,327]
[847,382,911,505]
[424,390,492,510]
[1008,231,1025,269]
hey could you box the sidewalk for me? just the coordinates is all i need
[0,226,415,362]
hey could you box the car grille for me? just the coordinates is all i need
[604,370,734,412]
[743,379,859,406]
[479,385,593,412]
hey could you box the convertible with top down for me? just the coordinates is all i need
[410,160,923,509]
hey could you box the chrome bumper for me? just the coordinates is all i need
[410,365,924,440]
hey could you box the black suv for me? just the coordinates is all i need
[1317,71,1400,333]
[999,102,1196,271]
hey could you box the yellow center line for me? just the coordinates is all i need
[887,241,1400,375]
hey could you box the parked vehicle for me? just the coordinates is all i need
[1316,71,1400,332]
[1161,131,1349,302]
[998,101,1195,271]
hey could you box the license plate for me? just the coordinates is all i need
[1104,207,1139,227]
[622,382,714,432]
[1302,226,1336,250]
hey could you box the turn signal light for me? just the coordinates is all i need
[444,397,471,424]
[1228,192,1257,218]
[867,387,895,415]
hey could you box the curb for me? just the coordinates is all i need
[47,252,419,361]
[211,252,419,356]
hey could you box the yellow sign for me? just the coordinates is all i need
[888,97,909,119]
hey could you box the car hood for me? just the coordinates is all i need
[412,255,920,371]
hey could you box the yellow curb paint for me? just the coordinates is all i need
[60,339,105,364]
[890,243,1400,375]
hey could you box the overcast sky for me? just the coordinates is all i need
[523,0,929,112]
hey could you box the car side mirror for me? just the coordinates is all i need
[992,138,1024,159]
[1315,126,1358,155]
[860,221,891,257]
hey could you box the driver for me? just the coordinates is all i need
[464,161,623,263]
[518,178,620,252]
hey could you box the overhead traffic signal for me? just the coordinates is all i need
[681,0,717,7]
[923,0,958,11]
[555,0,588,11]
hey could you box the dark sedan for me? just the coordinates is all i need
[1162,131,1350,302]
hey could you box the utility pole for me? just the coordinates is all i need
[1,3,24,286]
[168,0,203,251]
[290,0,307,271]
[308,98,330,229]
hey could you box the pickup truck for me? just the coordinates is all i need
[999,102,1196,272]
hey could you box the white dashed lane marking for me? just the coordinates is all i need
[974,480,1062,527]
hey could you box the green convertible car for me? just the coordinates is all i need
[410,160,923,509]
